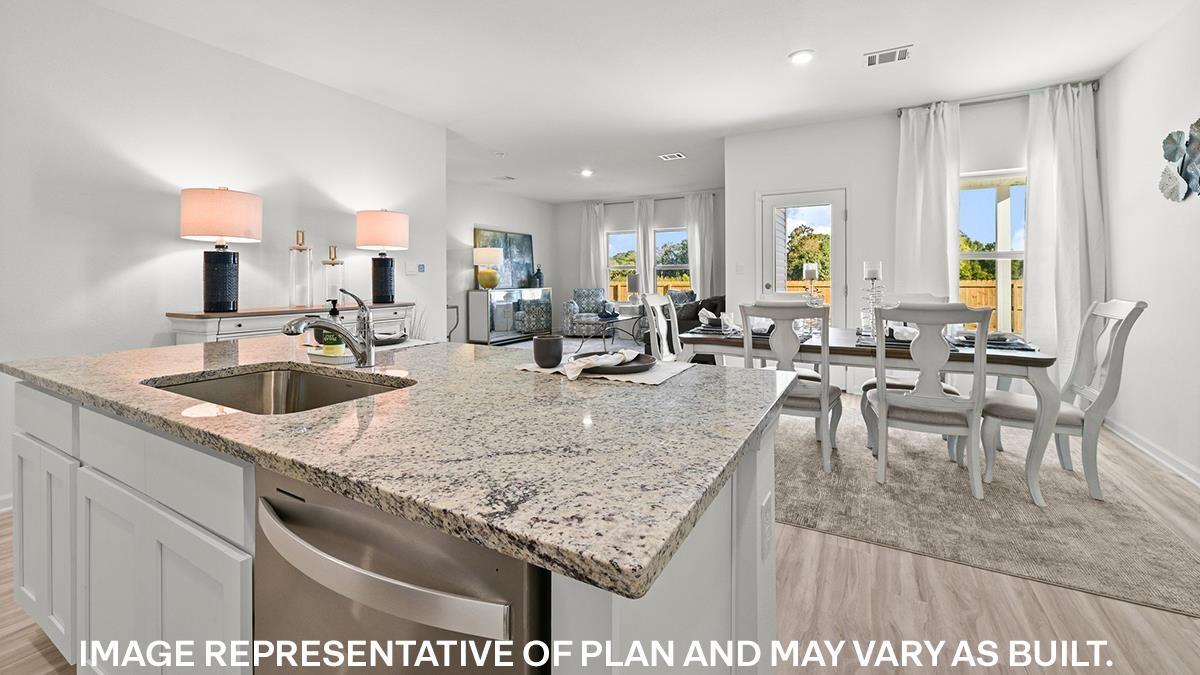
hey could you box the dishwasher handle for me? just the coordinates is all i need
[257,498,511,640]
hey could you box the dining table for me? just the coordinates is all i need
[678,326,1060,506]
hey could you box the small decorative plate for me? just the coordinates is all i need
[569,351,657,374]
[307,348,355,365]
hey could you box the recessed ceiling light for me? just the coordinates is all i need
[788,49,816,66]
[579,168,594,177]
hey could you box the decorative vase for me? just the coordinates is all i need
[532,264,544,288]
[478,268,500,289]
[532,335,563,368]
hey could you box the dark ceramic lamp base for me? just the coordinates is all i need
[203,248,239,313]
[372,254,395,304]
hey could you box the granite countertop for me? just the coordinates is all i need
[0,337,791,598]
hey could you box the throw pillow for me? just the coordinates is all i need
[667,289,697,307]
[676,300,702,321]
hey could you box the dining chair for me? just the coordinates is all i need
[740,300,842,472]
[860,292,958,457]
[981,299,1147,500]
[642,293,682,362]
[868,303,992,499]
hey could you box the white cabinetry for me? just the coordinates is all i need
[11,381,253,670]
[77,468,251,675]
[12,432,79,663]
[168,303,414,344]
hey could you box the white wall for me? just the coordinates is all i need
[1097,0,1200,482]
[961,97,1029,174]
[446,182,558,339]
[724,114,900,319]
[0,0,448,505]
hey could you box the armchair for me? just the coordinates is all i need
[562,288,608,337]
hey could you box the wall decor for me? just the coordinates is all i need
[1159,118,1200,202]
[474,226,534,288]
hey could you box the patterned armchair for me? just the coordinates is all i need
[562,288,608,337]
[513,298,552,334]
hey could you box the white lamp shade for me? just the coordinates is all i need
[355,210,410,251]
[179,187,262,243]
[473,247,503,266]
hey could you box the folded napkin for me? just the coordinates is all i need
[562,349,641,381]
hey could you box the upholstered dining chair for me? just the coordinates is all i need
[860,292,959,457]
[642,293,682,362]
[982,299,1148,500]
[740,300,842,472]
[868,303,992,499]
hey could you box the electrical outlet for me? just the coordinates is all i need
[406,262,425,275]
[760,492,774,561]
[736,263,745,275]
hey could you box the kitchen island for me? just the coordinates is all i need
[3,337,791,673]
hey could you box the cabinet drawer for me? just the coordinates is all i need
[217,314,294,337]
[15,383,77,456]
[79,407,146,490]
[144,435,252,550]
[79,407,253,550]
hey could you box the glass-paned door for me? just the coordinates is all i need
[759,189,848,328]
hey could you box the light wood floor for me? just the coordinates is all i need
[776,425,1200,674]
[1,426,1198,674]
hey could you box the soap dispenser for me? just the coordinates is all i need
[322,300,346,356]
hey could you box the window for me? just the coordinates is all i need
[606,231,637,301]
[654,228,690,295]
[959,174,1026,332]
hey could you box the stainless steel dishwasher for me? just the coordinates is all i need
[254,468,549,673]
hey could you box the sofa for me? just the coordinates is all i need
[641,292,726,363]
[562,288,609,337]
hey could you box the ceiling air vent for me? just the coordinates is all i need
[658,152,687,161]
[865,45,912,67]
[492,175,517,182]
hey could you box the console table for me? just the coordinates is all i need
[167,302,414,344]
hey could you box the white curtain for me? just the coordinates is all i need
[1026,83,1107,380]
[634,198,656,296]
[894,101,961,298]
[684,191,717,297]
[579,200,605,288]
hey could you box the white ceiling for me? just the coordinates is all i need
[90,0,1189,204]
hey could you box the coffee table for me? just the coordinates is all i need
[573,314,644,353]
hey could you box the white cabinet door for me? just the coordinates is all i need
[11,433,45,619]
[142,497,252,675]
[77,467,148,675]
[76,467,251,675]
[12,432,78,663]
[41,442,78,662]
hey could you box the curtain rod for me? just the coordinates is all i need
[600,189,721,207]
[896,80,1100,117]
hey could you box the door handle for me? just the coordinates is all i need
[257,498,511,640]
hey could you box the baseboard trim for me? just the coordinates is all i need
[1104,419,1200,489]
[0,493,11,514]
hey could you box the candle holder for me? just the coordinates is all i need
[860,278,887,339]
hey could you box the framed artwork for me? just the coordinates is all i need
[474,226,534,288]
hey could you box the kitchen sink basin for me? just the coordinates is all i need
[148,366,410,415]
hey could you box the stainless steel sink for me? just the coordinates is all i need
[149,367,410,415]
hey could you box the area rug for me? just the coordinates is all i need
[774,398,1200,618]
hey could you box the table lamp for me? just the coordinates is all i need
[356,210,409,304]
[473,247,503,289]
[180,187,262,313]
